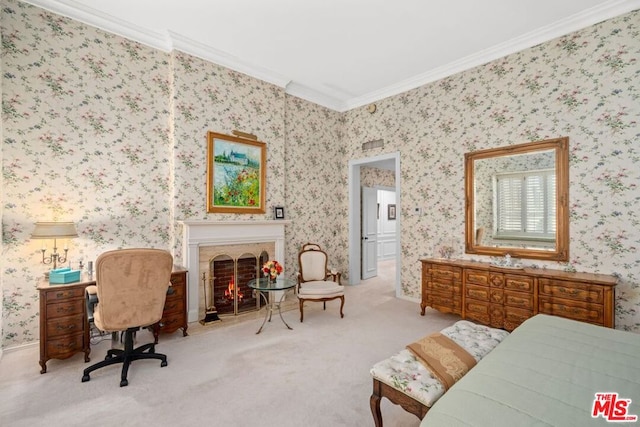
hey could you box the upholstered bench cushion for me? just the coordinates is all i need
[370,320,509,407]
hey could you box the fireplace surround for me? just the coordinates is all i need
[179,220,290,323]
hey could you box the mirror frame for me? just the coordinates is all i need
[465,137,569,261]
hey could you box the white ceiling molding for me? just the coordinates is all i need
[22,0,171,51]
[19,0,640,112]
[285,82,346,112]
[168,31,291,90]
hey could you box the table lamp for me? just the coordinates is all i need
[31,221,78,270]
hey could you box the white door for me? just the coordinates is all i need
[362,186,378,279]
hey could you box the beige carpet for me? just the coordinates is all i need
[0,262,460,427]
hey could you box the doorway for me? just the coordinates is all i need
[348,152,401,297]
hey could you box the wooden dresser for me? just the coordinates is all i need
[37,266,188,374]
[420,258,616,331]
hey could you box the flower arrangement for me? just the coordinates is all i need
[262,260,283,280]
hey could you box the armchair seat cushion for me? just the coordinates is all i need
[298,280,344,298]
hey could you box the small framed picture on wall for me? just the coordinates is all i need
[274,206,285,219]
[388,204,396,220]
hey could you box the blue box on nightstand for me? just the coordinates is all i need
[49,267,81,284]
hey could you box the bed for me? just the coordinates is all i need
[420,314,640,426]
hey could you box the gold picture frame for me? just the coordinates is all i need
[207,131,266,214]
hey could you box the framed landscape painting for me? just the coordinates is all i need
[207,131,266,213]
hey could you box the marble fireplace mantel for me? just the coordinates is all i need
[178,220,291,322]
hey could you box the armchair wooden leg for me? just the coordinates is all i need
[339,295,345,318]
[299,299,305,323]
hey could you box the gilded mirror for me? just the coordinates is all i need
[465,137,569,261]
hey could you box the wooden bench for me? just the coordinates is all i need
[369,320,509,426]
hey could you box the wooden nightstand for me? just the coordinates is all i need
[37,266,188,374]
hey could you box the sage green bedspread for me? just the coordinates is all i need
[421,314,640,427]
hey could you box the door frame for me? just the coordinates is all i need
[348,152,401,296]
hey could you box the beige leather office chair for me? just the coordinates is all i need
[297,243,345,322]
[81,248,173,387]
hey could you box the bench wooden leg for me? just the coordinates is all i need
[371,378,430,426]
[371,378,383,427]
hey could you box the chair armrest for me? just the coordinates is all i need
[85,285,98,322]
[326,270,341,284]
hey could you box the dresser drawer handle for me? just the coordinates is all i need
[55,291,71,299]
[56,306,74,314]
[56,324,75,331]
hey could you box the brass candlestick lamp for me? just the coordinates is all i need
[31,221,79,270]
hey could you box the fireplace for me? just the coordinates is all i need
[208,252,269,316]
[180,220,289,323]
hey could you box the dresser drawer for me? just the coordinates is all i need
[429,265,462,282]
[539,296,604,325]
[45,287,85,304]
[465,269,489,286]
[429,294,461,314]
[504,306,532,331]
[427,280,461,295]
[464,300,491,325]
[465,283,490,301]
[538,279,604,303]
[47,299,85,319]
[504,275,534,293]
[504,290,534,309]
[46,332,84,358]
[46,313,85,338]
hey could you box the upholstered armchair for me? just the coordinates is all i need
[296,243,345,322]
[81,248,173,387]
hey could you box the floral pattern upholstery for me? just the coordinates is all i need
[370,321,510,407]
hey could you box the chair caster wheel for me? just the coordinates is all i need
[120,379,128,387]
[82,374,90,382]
[161,360,168,367]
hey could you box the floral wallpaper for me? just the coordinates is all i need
[360,166,395,189]
[283,95,346,274]
[1,0,173,346]
[1,1,639,350]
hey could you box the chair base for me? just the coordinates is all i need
[298,295,345,322]
[81,327,167,387]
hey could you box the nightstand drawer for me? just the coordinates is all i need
[46,333,84,358]
[46,313,85,338]
[47,299,85,319]
[163,294,183,314]
[159,311,185,333]
[45,287,85,303]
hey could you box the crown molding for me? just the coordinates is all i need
[344,0,640,111]
[21,0,291,89]
[19,0,640,113]
[168,32,291,89]
[21,0,172,51]
[285,82,347,111]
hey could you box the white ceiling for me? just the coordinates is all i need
[22,0,640,111]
